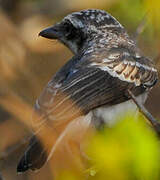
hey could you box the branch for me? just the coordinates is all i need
[127,89,160,136]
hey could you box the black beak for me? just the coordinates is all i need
[39,25,62,39]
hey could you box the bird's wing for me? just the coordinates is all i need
[90,47,158,87]
[32,48,158,127]
[17,49,158,172]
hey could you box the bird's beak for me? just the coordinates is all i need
[39,24,62,39]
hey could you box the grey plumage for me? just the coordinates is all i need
[17,9,158,172]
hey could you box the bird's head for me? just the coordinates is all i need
[39,9,124,54]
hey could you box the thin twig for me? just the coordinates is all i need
[132,14,147,41]
[128,89,160,136]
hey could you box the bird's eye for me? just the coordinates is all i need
[63,21,77,39]
[63,21,72,33]
[63,22,71,32]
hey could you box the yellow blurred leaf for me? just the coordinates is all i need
[144,0,160,31]
[87,112,160,180]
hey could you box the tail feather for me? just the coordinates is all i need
[17,121,65,172]
[17,114,92,173]
[17,136,47,172]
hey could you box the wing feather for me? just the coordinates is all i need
[90,48,158,87]
[33,48,158,127]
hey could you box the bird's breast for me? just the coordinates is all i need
[92,92,148,127]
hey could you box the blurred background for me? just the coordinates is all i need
[0,0,160,179]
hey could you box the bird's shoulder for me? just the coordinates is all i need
[88,46,158,88]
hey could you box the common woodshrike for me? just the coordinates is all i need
[17,9,158,172]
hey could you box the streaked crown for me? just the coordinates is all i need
[64,9,123,31]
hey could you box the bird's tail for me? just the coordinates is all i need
[17,120,62,173]
[17,113,93,173]
[17,135,47,172]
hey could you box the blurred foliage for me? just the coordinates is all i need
[58,113,160,180]
[0,0,160,180]
[108,0,145,31]
[87,113,160,180]
[145,0,160,32]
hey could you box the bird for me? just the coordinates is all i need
[17,9,158,172]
